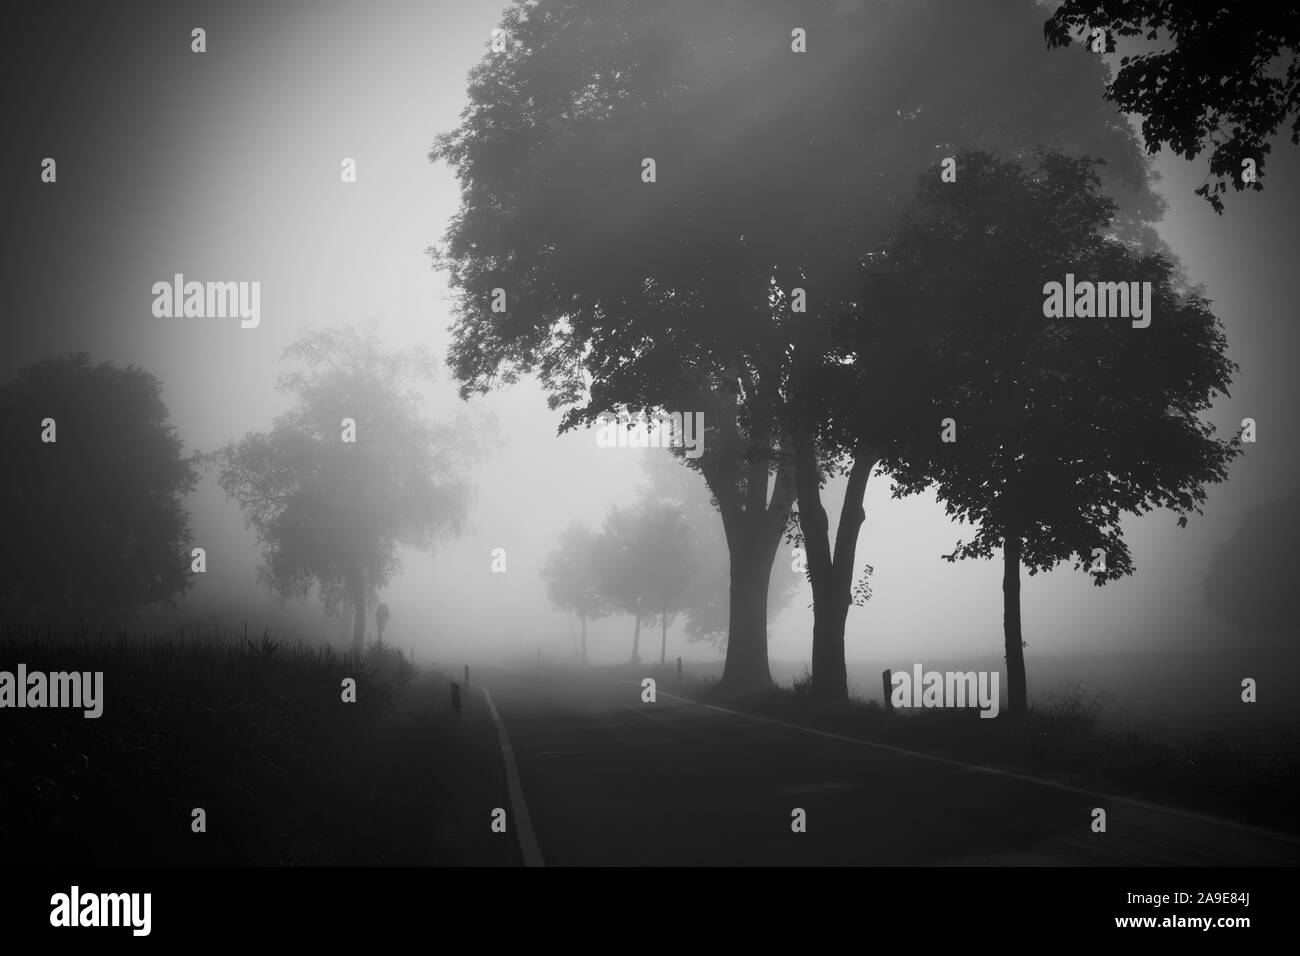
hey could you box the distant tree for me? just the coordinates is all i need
[541,522,613,664]
[878,151,1241,714]
[1202,488,1299,646]
[594,507,651,664]
[1046,0,1300,212]
[638,501,700,665]
[0,353,198,630]
[594,502,696,664]
[204,325,487,654]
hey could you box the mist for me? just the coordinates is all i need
[2,0,1297,894]
[7,0,1296,676]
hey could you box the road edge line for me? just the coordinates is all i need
[479,684,546,867]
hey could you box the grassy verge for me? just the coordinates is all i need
[0,627,514,866]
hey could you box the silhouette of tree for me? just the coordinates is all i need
[593,501,697,664]
[431,0,1162,694]
[1045,0,1300,213]
[878,150,1241,713]
[0,353,198,630]
[203,325,486,654]
[640,500,700,665]
[542,522,613,664]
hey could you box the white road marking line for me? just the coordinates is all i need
[479,684,546,867]
[613,678,1300,846]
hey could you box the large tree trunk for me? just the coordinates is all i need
[631,605,641,664]
[1003,532,1027,715]
[350,571,366,656]
[720,523,783,690]
[809,584,852,701]
[794,434,877,703]
[581,614,588,666]
[689,371,795,694]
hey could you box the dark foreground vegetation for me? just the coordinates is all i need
[0,628,513,866]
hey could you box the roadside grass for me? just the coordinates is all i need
[0,626,506,865]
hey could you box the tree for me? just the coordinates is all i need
[432,0,1163,694]
[878,150,1241,713]
[541,522,613,664]
[0,353,198,630]
[636,448,800,649]
[637,501,699,665]
[1045,0,1300,213]
[204,325,485,653]
[594,507,650,664]
[593,501,696,664]
[784,352,897,702]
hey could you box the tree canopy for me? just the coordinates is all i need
[204,325,486,652]
[592,500,698,663]
[877,150,1241,710]
[0,353,198,630]
[542,523,613,621]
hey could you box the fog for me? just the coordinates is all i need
[6,0,1297,676]
[7,0,1300,893]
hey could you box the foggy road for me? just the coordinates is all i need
[474,667,1300,867]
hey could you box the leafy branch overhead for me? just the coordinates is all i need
[1046,0,1300,212]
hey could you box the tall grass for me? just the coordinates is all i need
[0,625,420,865]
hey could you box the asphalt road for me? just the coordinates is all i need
[472,666,1300,867]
